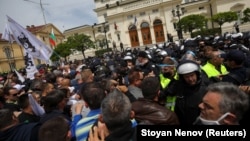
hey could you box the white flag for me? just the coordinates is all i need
[4,15,53,61]
[14,69,25,83]
[1,24,14,43]
[23,51,38,80]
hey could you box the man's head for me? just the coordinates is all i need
[198,82,249,125]
[3,86,19,102]
[222,49,245,67]
[0,109,18,131]
[38,116,71,141]
[137,51,149,66]
[209,51,225,67]
[160,57,177,79]
[128,68,144,87]
[79,82,105,109]
[177,60,200,86]
[140,77,160,100]
[100,89,132,132]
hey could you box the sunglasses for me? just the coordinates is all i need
[11,93,19,96]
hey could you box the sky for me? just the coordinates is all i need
[0,0,98,33]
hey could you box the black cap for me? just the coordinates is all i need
[221,50,245,65]
[138,51,148,58]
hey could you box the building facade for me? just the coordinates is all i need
[64,0,250,50]
[0,23,64,72]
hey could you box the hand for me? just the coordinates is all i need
[88,126,105,141]
[116,85,128,93]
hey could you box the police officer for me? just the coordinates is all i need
[136,51,159,77]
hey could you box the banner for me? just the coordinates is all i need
[23,51,38,80]
[2,15,53,61]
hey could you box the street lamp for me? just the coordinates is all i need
[3,46,15,71]
[102,23,109,49]
[172,5,185,40]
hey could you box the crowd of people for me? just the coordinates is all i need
[0,32,250,141]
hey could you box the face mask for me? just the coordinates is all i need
[199,112,230,125]
[163,72,172,78]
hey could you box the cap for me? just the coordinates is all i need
[138,51,148,58]
[222,50,245,64]
[13,84,25,91]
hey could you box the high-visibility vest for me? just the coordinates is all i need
[201,62,228,78]
[159,73,178,111]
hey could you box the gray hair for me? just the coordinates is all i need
[101,89,131,132]
[206,82,249,120]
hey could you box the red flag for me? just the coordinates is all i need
[114,22,118,30]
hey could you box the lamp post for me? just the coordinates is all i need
[3,46,15,71]
[102,23,109,49]
[172,5,185,40]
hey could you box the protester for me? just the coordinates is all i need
[0,108,40,141]
[17,94,40,123]
[127,68,144,99]
[74,82,106,141]
[2,86,21,112]
[194,82,249,125]
[132,76,179,125]
[88,89,137,141]
[38,116,71,141]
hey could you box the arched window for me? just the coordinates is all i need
[128,24,136,30]
[153,19,162,25]
[141,22,149,28]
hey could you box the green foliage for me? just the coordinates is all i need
[67,34,95,52]
[211,11,238,26]
[67,34,95,59]
[95,48,112,57]
[242,8,250,23]
[179,14,207,33]
[50,42,71,61]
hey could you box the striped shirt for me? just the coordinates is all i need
[75,109,101,141]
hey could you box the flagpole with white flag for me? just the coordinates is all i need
[14,69,25,83]
[2,15,53,61]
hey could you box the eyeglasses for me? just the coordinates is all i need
[11,93,18,96]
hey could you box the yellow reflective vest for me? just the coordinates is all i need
[201,62,228,78]
[159,73,178,111]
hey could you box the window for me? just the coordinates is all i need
[98,27,102,32]
[104,13,107,21]
[140,12,146,16]
[127,15,133,19]
[3,46,13,58]
[152,9,158,13]
[117,34,120,41]
[199,7,204,10]
[153,19,162,25]
[141,22,149,28]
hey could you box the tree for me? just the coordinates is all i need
[179,14,207,37]
[50,42,71,62]
[211,11,238,34]
[67,34,95,59]
[241,8,250,23]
